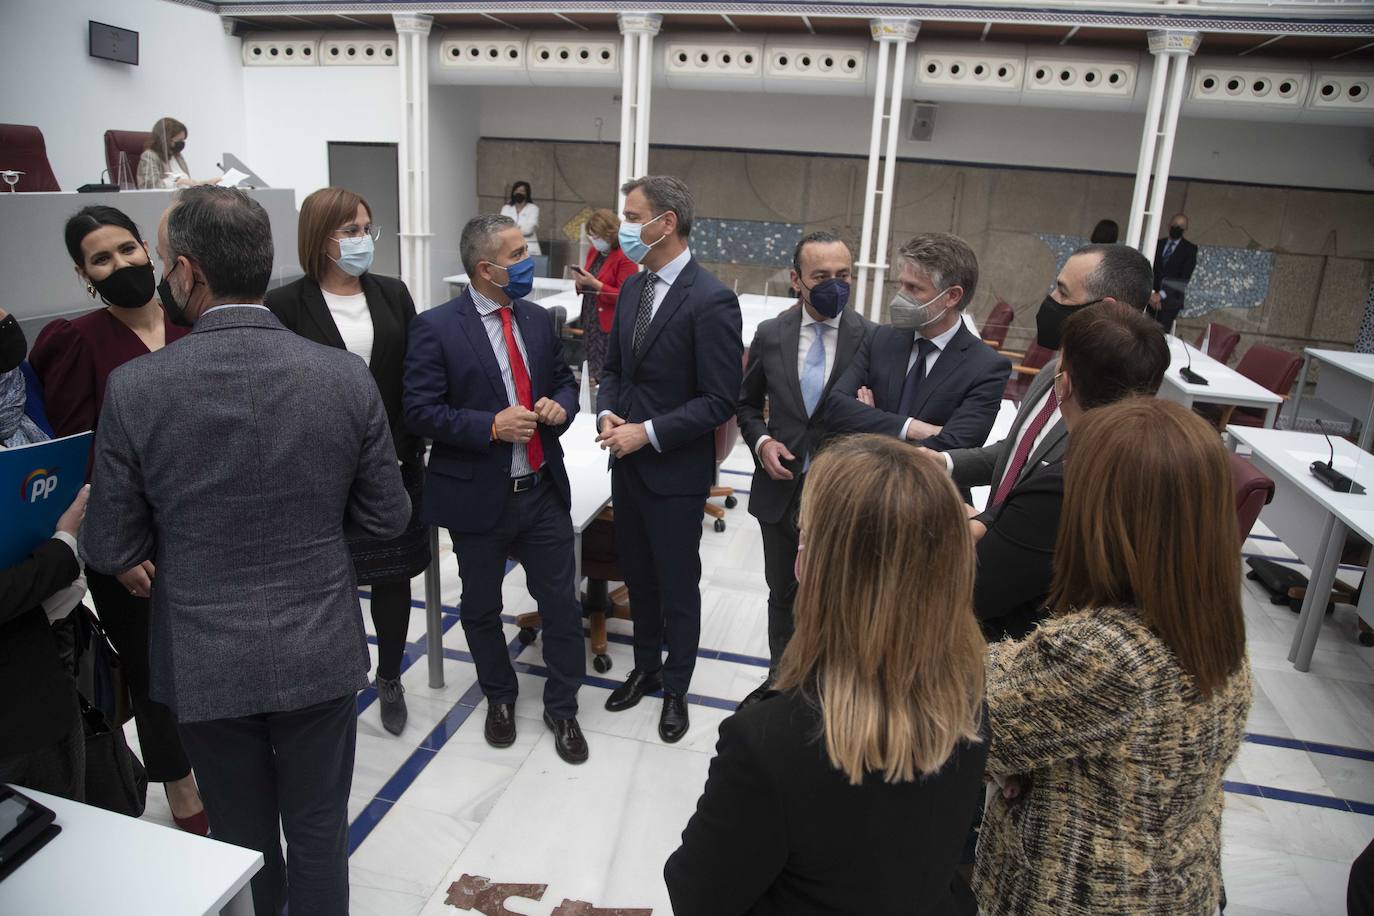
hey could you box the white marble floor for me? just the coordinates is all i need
[121,441,1374,915]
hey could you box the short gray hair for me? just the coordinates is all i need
[620,175,693,238]
[167,186,274,301]
[460,214,518,276]
[896,233,979,309]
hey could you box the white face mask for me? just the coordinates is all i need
[589,236,611,254]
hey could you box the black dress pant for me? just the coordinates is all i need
[449,477,584,719]
[612,460,705,696]
[85,570,192,783]
[179,693,356,916]
[1351,836,1374,916]
[758,484,803,673]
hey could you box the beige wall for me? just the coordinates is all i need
[477,137,1374,362]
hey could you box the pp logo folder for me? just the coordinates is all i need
[0,432,93,568]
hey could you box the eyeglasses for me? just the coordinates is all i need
[333,224,381,241]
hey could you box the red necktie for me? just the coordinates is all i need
[991,389,1058,507]
[498,307,543,472]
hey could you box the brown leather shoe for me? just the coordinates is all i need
[484,702,516,748]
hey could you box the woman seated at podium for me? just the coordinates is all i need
[27,205,209,834]
[136,117,220,190]
[0,309,89,803]
[666,434,988,915]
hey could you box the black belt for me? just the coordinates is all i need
[511,470,544,493]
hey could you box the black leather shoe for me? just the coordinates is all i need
[736,679,774,712]
[659,693,689,743]
[484,702,516,748]
[604,669,662,712]
[543,713,589,764]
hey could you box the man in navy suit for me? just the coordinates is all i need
[1149,212,1199,333]
[825,233,1009,453]
[596,176,743,743]
[403,214,588,764]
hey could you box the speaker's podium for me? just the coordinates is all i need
[0,186,302,343]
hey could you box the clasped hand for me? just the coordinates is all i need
[597,413,649,458]
[495,398,566,444]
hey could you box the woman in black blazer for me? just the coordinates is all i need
[666,434,989,916]
[266,187,428,736]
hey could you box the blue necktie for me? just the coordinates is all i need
[898,338,939,418]
[801,323,829,417]
[1163,240,1177,262]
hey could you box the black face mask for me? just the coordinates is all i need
[1035,294,1103,351]
[172,140,186,155]
[158,263,195,328]
[92,262,157,309]
[512,192,527,203]
[1169,225,1184,241]
[0,314,27,373]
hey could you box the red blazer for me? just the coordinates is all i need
[583,245,637,334]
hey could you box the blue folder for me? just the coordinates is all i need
[0,432,93,568]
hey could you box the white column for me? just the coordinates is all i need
[617,13,662,205]
[1128,30,1200,255]
[393,12,434,311]
[855,18,919,322]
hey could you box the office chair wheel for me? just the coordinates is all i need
[518,627,538,646]
[724,495,738,509]
[713,519,726,533]
[593,654,613,673]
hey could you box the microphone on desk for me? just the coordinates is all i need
[1310,419,1365,494]
[1178,339,1208,386]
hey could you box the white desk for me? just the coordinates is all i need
[1160,336,1284,428]
[0,785,262,915]
[1289,348,1374,451]
[1227,426,1374,670]
[560,412,613,590]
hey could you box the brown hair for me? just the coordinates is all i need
[144,117,188,163]
[775,434,986,785]
[298,187,372,282]
[585,208,620,246]
[1050,398,1246,696]
[897,232,979,308]
[1059,301,1169,409]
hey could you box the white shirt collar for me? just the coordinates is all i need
[799,303,842,330]
[921,316,963,352]
[648,247,692,286]
[203,304,270,316]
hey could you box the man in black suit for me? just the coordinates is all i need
[928,244,1159,640]
[735,231,872,708]
[404,214,588,764]
[1149,212,1198,333]
[597,175,743,743]
[825,233,1009,454]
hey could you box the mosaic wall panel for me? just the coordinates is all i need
[691,217,805,268]
[1037,233,1273,318]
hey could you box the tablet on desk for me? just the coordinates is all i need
[0,787,60,882]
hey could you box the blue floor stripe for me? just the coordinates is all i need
[1224,780,1374,815]
[1245,732,1374,762]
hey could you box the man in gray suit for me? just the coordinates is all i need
[735,231,872,708]
[82,186,409,916]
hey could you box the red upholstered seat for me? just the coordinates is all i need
[1195,322,1241,366]
[104,130,151,186]
[1004,342,1053,404]
[980,300,1015,350]
[1227,345,1303,428]
[0,123,60,191]
[1229,452,1275,541]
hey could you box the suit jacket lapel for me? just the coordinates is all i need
[360,275,392,392]
[910,324,971,417]
[301,279,347,351]
[621,271,644,374]
[1024,421,1068,479]
[779,307,805,417]
[884,330,914,409]
[456,292,507,401]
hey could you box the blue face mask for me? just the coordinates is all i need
[618,212,668,265]
[333,236,374,278]
[487,256,535,300]
[802,277,850,319]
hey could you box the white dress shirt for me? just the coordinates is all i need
[322,290,374,367]
[500,203,542,256]
[753,306,840,457]
[471,286,537,477]
[898,318,964,440]
[599,247,692,453]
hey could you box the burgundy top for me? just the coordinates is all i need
[28,307,190,441]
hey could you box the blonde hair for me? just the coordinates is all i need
[585,208,620,245]
[775,434,986,785]
[298,187,372,282]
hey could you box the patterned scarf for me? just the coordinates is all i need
[0,368,46,448]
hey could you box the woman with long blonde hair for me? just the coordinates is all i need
[666,433,988,915]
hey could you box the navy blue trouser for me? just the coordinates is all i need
[611,460,706,696]
[449,478,584,718]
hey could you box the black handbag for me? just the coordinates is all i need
[79,694,147,818]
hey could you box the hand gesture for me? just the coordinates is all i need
[494,404,538,444]
[758,439,795,481]
[117,560,157,599]
[856,386,876,408]
[533,397,567,427]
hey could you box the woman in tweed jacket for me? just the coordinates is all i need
[974,398,1253,916]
